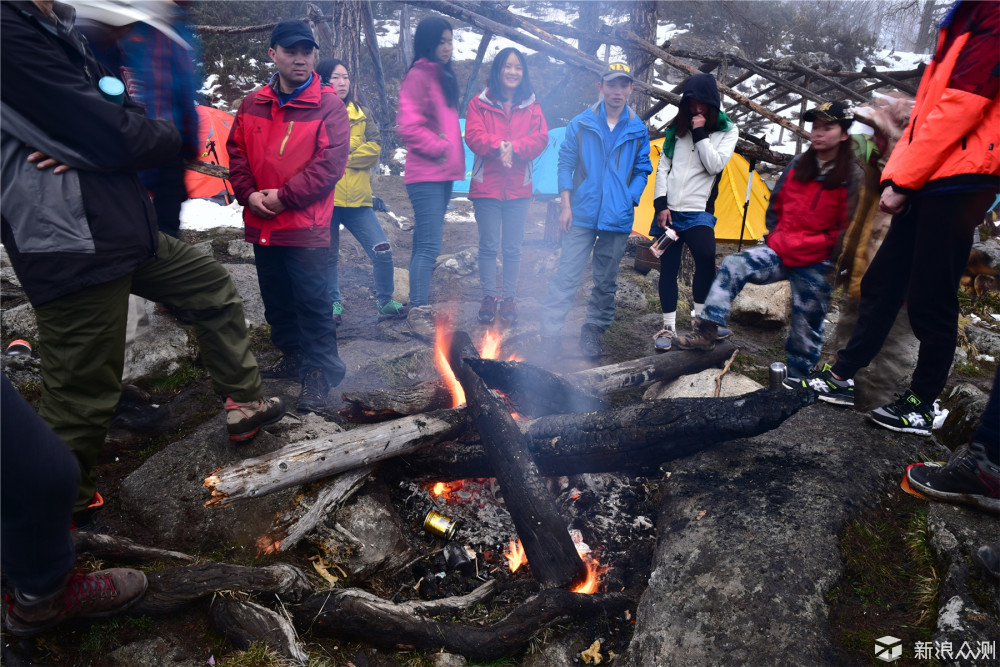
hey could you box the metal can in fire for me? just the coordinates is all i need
[769,362,788,390]
[423,510,459,540]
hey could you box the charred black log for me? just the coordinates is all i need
[296,585,632,661]
[210,598,308,664]
[338,381,452,423]
[449,331,585,589]
[462,357,607,418]
[384,388,816,481]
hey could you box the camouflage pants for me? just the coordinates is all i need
[702,246,833,378]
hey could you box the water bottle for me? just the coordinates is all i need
[6,339,32,356]
[649,228,680,258]
[768,362,788,389]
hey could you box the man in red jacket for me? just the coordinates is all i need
[796,0,999,440]
[228,20,350,413]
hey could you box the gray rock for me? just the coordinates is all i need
[643,369,764,400]
[730,282,790,329]
[973,237,1000,269]
[227,238,256,261]
[192,240,215,257]
[623,404,934,666]
[954,347,969,364]
[937,384,989,450]
[1,302,37,340]
[393,267,410,305]
[965,324,1000,357]
[614,276,649,312]
[122,298,196,384]
[521,630,597,667]
[120,418,297,551]
[223,263,266,327]
[430,652,469,666]
[926,504,1000,666]
[436,247,478,276]
[1,264,21,288]
[106,637,202,667]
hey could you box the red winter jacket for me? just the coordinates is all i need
[228,74,349,247]
[465,90,549,200]
[765,153,861,267]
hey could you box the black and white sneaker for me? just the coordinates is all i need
[906,445,1000,514]
[783,363,854,406]
[869,389,934,436]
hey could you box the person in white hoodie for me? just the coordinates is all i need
[650,73,739,351]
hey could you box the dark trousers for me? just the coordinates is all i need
[1,375,79,596]
[253,244,346,388]
[142,158,187,239]
[976,368,1000,465]
[658,224,716,312]
[832,190,996,404]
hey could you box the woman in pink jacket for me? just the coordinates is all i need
[397,16,465,309]
[465,48,549,325]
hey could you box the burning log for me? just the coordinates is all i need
[296,584,631,661]
[447,330,585,589]
[338,380,452,422]
[72,531,196,564]
[210,598,308,665]
[203,408,471,506]
[462,357,607,418]
[384,388,816,481]
[256,466,373,555]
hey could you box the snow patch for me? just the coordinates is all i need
[180,199,244,231]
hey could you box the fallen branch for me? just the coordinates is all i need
[136,563,313,615]
[569,341,737,395]
[338,381,452,423]
[211,598,308,665]
[72,531,195,564]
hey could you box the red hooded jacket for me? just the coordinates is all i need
[465,90,549,200]
[228,74,349,247]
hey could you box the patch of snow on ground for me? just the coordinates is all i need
[180,199,244,231]
[657,23,687,44]
[875,49,928,71]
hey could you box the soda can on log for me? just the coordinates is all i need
[423,510,458,540]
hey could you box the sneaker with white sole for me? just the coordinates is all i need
[869,389,933,436]
[785,363,854,406]
[906,444,1000,514]
[225,396,285,442]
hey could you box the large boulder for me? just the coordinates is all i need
[965,324,1000,358]
[643,369,764,400]
[122,298,196,384]
[730,282,790,329]
[223,263,266,327]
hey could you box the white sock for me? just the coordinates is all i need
[693,302,705,318]
[662,312,676,332]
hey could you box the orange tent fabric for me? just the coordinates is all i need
[184,105,234,200]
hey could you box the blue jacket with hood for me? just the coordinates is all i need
[557,101,652,234]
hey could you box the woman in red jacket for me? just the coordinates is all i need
[465,48,549,325]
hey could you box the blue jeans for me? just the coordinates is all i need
[473,197,531,299]
[702,245,832,378]
[541,225,630,336]
[406,181,453,307]
[253,244,346,387]
[328,206,395,306]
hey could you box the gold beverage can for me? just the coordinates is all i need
[423,510,459,540]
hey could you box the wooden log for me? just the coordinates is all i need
[728,56,825,105]
[461,29,493,111]
[185,159,229,180]
[211,598,308,665]
[338,380,452,423]
[256,467,372,555]
[296,583,630,661]
[790,61,869,103]
[135,563,313,615]
[385,388,817,481]
[462,357,607,417]
[448,330,585,589]
[861,66,919,96]
[203,408,471,506]
[72,531,195,564]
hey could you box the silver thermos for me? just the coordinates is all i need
[769,362,788,389]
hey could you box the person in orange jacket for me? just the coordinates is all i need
[793,0,999,437]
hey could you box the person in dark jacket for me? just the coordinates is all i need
[540,62,652,360]
[0,0,284,519]
[227,20,350,414]
[793,1,1000,438]
[676,101,862,380]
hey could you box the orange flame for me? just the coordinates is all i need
[570,552,608,594]
[434,321,465,407]
[431,482,448,497]
[480,329,502,360]
[506,353,523,362]
[504,538,527,572]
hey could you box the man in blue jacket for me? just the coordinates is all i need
[540,63,652,359]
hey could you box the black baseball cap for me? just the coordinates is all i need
[803,100,852,124]
[270,20,319,49]
[602,62,634,82]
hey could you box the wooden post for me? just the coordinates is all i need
[790,61,869,103]
[461,30,493,112]
[397,2,413,65]
[361,0,391,125]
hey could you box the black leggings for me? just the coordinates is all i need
[658,224,716,313]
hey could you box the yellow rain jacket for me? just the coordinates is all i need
[334,102,381,207]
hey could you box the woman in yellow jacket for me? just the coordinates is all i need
[317,59,405,322]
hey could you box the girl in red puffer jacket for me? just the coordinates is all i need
[465,48,549,325]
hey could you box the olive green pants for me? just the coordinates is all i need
[34,233,262,511]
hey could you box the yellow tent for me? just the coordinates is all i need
[633,139,770,242]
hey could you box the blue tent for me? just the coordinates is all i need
[451,120,565,199]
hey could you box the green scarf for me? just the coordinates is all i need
[661,110,734,160]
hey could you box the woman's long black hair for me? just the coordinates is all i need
[315,58,356,105]
[793,119,854,188]
[486,47,533,104]
[411,16,459,108]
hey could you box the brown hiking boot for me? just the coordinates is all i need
[478,296,497,324]
[4,569,148,637]
[676,318,719,351]
[225,396,285,442]
[297,368,329,414]
[499,298,518,325]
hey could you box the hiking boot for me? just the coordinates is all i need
[785,363,854,406]
[478,296,497,324]
[407,305,436,340]
[225,396,285,442]
[4,568,148,637]
[975,542,1000,578]
[579,323,603,360]
[297,368,329,414]
[906,444,1000,514]
[377,299,408,319]
[331,301,344,325]
[653,327,674,352]
[676,318,718,351]
[499,298,518,325]
[71,492,104,529]
[261,352,301,380]
[869,389,934,436]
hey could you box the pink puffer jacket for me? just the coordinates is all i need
[397,58,465,184]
